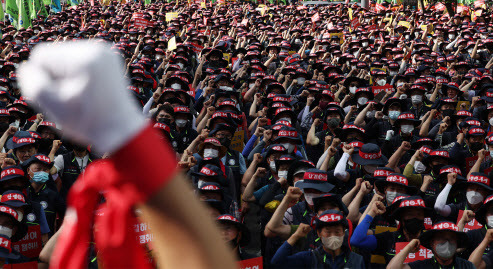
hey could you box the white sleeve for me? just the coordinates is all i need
[53,154,64,173]
[316,148,330,169]
[142,98,155,117]
[434,183,452,217]
[334,153,349,181]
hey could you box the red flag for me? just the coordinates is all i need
[375,3,386,13]
[311,12,320,23]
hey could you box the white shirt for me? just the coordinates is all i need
[54,154,89,174]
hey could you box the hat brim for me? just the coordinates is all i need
[374,180,419,195]
[394,118,421,127]
[296,181,335,193]
[419,229,469,250]
[389,206,434,222]
[351,153,388,166]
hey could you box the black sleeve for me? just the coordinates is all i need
[258,181,282,207]
[373,232,394,256]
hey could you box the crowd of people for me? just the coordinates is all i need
[1,0,493,268]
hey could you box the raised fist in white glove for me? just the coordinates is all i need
[18,41,145,153]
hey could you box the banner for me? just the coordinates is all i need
[350,18,360,30]
[168,36,177,51]
[230,130,245,152]
[395,242,433,263]
[6,0,18,28]
[12,225,42,258]
[165,12,179,22]
[457,210,483,232]
[372,84,393,95]
[17,0,32,29]
[311,12,320,23]
[238,257,262,269]
[34,0,48,17]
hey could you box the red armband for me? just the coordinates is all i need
[112,124,178,199]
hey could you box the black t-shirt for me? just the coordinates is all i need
[408,256,474,269]
[374,230,409,263]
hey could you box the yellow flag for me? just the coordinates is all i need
[168,36,177,51]
[398,21,411,28]
[166,12,179,22]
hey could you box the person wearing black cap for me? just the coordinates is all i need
[381,113,421,166]
[217,214,256,261]
[351,196,432,264]
[169,106,197,154]
[271,210,364,268]
[209,123,246,189]
[435,172,493,223]
[283,168,335,225]
[388,221,473,269]
[450,126,487,173]
[4,131,38,165]
[51,141,99,200]
[334,143,388,193]
[23,154,65,235]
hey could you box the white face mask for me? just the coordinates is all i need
[386,191,404,205]
[321,235,344,250]
[278,170,288,179]
[278,117,292,124]
[281,143,295,153]
[249,83,255,89]
[389,71,398,76]
[203,148,219,158]
[414,161,426,174]
[175,119,188,128]
[297,77,306,85]
[467,191,484,205]
[488,117,493,126]
[351,65,357,70]
[357,97,369,106]
[396,82,405,88]
[0,226,12,237]
[349,86,357,94]
[366,110,376,118]
[435,241,457,259]
[362,42,368,47]
[448,34,455,40]
[487,215,493,228]
[177,63,185,69]
[467,49,473,54]
[10,120,20,128]
[401,124,414,134]
[17,211,23,221]
[411,95,423,105]
[219,86,233,91]
[270,160,277,172]
[377,79,387,86]
[304,192,322,206]
[171,83,182,90]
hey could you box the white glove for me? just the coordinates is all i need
[18,41,145,153]
[385,130,394,141]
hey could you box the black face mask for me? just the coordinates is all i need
[0,122,9,134]
[38,138,54,154]
[158,118,171,126]
[219,137,231,148]
[441,109,455,117]
[403,218,424,235]
[470,142,484,152]
[327,118,341,129]
[431,164,443,175]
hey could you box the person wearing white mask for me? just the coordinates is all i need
[407,85,430,120]
[435,172,492,224]
[272,128,306,159]
[169,106,198,154]
[197,137,227,160]
[375,173,418,207]
[271,210,364,268]
[373,72,388,87]
[281,169,335,226]
[461,194,493,261]
[382,113,420,164]
[388,221,473,269]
